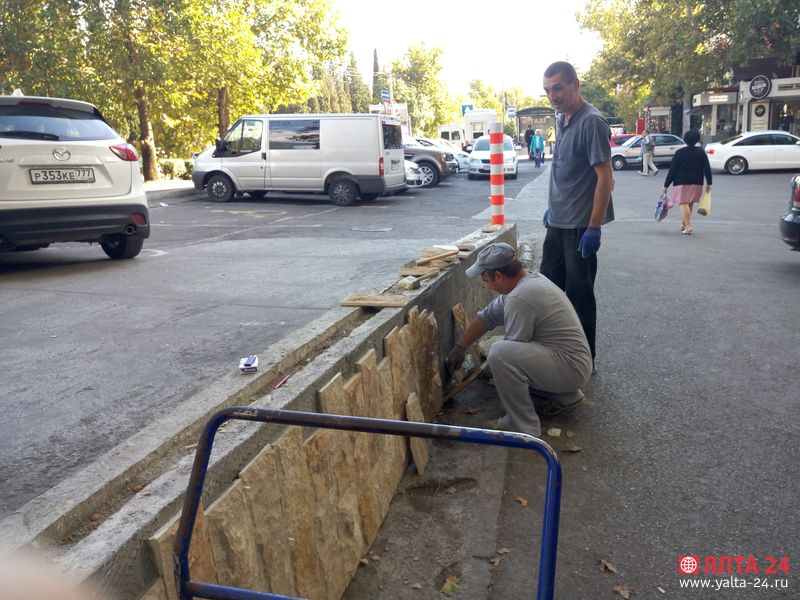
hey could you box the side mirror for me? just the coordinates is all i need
[214,138,227,156]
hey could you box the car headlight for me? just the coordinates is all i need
[469,158,480,165]
[504,156,515,164]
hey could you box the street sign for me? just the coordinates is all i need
[461,104,474,117]
[381,89,391,101]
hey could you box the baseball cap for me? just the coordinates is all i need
[465,242,516,278]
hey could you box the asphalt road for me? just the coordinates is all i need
[0,161,537,517]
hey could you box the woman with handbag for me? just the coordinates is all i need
[662,129,712,235]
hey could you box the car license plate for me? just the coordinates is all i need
[30,168,95,184]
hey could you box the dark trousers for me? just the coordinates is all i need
[540,227,598,359]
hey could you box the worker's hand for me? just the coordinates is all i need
[577,227,601,258]
[542,209,550,228]
[444,344,467,380]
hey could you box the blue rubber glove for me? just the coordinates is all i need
[542,209,550,228]
[577,227,601,258]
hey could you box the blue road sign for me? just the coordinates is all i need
[381,89,391,101]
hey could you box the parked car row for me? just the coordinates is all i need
[610,134,687,170]
[705,130,800,175]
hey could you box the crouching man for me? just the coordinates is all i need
[445,242,592,437]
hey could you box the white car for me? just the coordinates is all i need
[405,160,424,187]
[705,130,800,175]
[415,137,470,172]
[0,94,149,258]
[610,134,686,171]
[467,135,518,179]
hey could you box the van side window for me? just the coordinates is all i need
[269,120,320,149]
[222,119,263,154]
[382,124,402,149]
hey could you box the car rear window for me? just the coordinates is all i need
[0,102,119,141]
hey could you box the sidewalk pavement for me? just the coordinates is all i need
[143,178,198,205]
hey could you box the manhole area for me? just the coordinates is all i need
[350,225,393,232]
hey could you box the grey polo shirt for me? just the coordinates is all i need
[548,102,614,229]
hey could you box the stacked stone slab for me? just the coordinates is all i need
[147,307,442,600]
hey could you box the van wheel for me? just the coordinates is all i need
[417,162,440,187]
[101,236,144,259]
[329,178,358,206]
[611,156,626,171]
[360,193,379,201]
[207,174,235,202]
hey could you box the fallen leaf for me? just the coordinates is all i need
[440,575,461,596]
[614,584,634,598]
[490,557,503,567]
[497,547,511,555]
[564,445,583,453]
[411,582,422,589]
[131,484,144,493]
[598,559,618,573]
[359,558,369,566]
[370,554,381,561]
[565,430,576,438]
[446,486,457,494]
[546,427,562,437]
[516,496,529,507]
[89,513,102,523]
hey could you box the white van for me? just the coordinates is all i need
[192,113,406,206]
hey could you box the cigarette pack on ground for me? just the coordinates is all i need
[239,355,258,373]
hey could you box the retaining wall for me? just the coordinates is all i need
[27,225,517,599]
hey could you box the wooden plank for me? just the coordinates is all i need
[398,266,440,279]
[340,294,409,307]
[416,249,459,266]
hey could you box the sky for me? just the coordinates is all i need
[332,0,604,99]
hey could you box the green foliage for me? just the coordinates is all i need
[468,80,503,115]
[391,44,452,137]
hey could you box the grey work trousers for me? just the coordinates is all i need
[487,340,592,437]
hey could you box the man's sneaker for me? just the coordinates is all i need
[534,391,586,416]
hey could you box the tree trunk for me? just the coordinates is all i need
[217,86,229,138]
[134,86,159,182]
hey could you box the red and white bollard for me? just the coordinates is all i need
[489,122,505,225]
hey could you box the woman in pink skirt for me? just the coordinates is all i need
[662,129,712,234]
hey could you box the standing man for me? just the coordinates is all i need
[640,129,658,176]
[541,61,614,371]
[524,124,535,160]
[445,243,592,437]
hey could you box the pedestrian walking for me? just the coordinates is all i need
[541,60,614,370]
[524,125,535,160]
[640,129,658,176]
[445,243,592,437]
[531,128,546,167]
[662,129,712,235]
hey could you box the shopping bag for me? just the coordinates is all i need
[697,190,711,216]
[655,192,670,222]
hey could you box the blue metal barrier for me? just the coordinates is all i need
[174,407,562,600]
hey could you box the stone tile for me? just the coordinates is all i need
[239,443,295,596]
[149,501,216,600]
[205,479,268,592]
[405,392,430,475]
[274,427,326,600]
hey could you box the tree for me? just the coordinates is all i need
[580,0,800,131]
[391,43,451,136]
[346,52,372,112]
[372,49,381,103]
[467,80,503,116]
